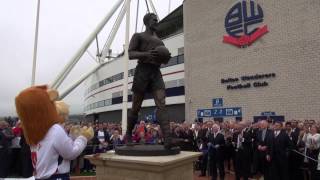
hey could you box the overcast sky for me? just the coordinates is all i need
[0,0,183,117]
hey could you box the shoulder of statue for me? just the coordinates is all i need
[130,33,141,41]
[132,32,144,38]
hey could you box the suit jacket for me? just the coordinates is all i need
[242,128,253,148]
[0,127,14,149]
[180,129,196,151]
[194,129,205,142]
[290,128,300,148]
[274,130,293,159]
[257,128,274,157]
[198,128,208,142]
[232,130,240,145]
[196,128,208,146]
[93,130,110,145]
[251,128,260,149]
[208,132,225,161]
[233,128,252,151]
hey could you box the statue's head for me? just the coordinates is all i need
[143,13,158,30]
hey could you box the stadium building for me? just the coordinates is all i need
[184,0,320,122]
[84,0,320,123]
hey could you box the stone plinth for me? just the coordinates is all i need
[115,144,180,156]
[85,151,201,180]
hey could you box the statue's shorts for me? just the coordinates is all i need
[131,63,165,93]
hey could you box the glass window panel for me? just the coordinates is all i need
[178,55,184,64]
[178,47,184,55]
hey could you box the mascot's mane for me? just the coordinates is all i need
[15,85,60,145]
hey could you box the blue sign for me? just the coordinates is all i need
[254,115,284,123]
[261,112,276,116]
[212,98,223,107]
[197,107,242,118]
[144,109,157,123]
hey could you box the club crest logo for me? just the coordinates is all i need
[223,0,269,47]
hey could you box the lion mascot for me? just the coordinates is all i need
[15,85,94,180]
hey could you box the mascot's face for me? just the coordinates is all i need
[15,85,61,145]
[55,101,69,123]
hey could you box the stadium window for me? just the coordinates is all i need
[98,101,104,107]
[168,56,178,66]
[99,80,105,87]
[178,47,184,55]
[113,74,118,81]
[128,68,135,77]
[178,78,185,86]
[114,92,119,98]
[165,80,178,89]
[178,54,184,64]
[108,99,112,106]
[114,74,119,81]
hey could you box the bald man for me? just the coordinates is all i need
[208,124,225,180]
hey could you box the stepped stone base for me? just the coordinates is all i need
[85,151,201,180]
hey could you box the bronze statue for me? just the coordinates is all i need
[126,13,174,149]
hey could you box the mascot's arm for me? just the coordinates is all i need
[53,125,87,160]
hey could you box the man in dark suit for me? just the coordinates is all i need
[208,123,225,180]
[0,120,14,178]
[257,120,274,180]
[273,121,293,180]
[179,124,195,151]
[19,134,33,178]
[234,121,253,180]
[198,122,209,177]
[251,122,260,175]
[290,120,300,146]
[93,123,111,153]
[193,123,201,146]
[288,120,302,180]
[198,123,208,144]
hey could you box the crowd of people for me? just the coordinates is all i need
[191,119,320,180]
[1,116,320,180]
[0,119,32,178]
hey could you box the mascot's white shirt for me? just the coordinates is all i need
[31,124,87,179]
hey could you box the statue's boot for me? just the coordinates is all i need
[157,109,176,149]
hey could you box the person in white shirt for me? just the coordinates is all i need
[303,125,320,180]
[30,124,92,179]
[317,152,320,179]
[303,126,320,150]
[93,124,110,153]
